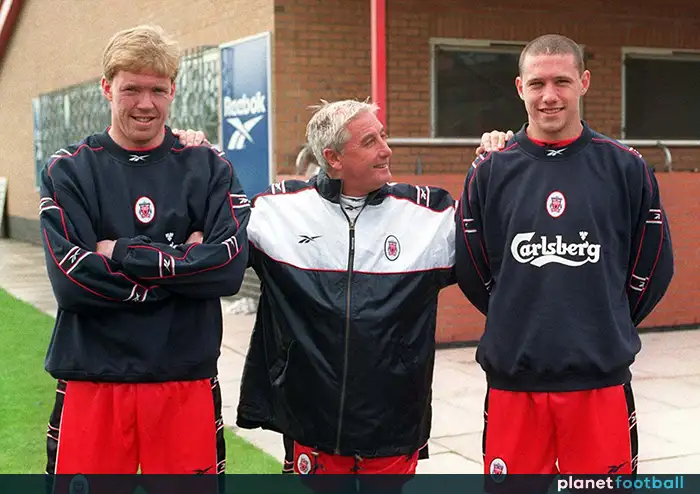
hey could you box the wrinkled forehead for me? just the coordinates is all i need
[346,112,383,140]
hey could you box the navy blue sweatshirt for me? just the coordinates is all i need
[455,122,674,392]
[39,127,250,382]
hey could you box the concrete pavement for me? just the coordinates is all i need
[1,237,699,474]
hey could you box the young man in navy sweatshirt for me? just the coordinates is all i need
[455,34,674,477]
[39,25,249,475]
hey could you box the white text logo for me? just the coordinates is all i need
[545,148,567,157]
[224,92,266,117]
[511,231,601,267]
[224,92,267,151]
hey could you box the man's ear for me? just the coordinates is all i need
[515,76,525,100]
[580,69,591,96]
[101,77,113,102]
[323,148,342,172]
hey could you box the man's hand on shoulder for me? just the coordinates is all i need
[172,128,209,147]
[474,130,514,156]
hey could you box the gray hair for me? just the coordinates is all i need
[305,99,380,171]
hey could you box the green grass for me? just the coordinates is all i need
[224,429,281,474]
[0,288,280,474]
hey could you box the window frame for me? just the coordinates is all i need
[429,38,587,139]
[621,46,700,140]
[429,38,527,138]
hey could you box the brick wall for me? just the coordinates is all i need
[389,171,700,343]
[273,0,700,176]
[273,0,372,173]
[3,0,698,229]
[385,0,700,174]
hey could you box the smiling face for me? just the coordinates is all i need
[323,111,393,196]
[515,53,590,141]
[101,70,175,149]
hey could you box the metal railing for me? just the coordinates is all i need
[170,46,220,144]
[622,140,700,172]
[387,137,700,172]
[32,79,111,186]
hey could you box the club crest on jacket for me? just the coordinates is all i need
[546,191,566,218]
[384,235,400,261]
[135,196,156,224]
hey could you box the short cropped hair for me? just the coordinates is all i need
[519,34,585,75]
[102,25,180,82]
[305,99,380,171]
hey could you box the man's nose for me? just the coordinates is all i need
[541,83,558,103]
[379,140,392,158]
[135,92,156,108]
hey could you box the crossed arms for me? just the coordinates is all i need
[39,151,250,312]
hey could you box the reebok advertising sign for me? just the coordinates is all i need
[220,32,273,198]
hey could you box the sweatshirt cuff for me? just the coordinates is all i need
[112,238,132,263]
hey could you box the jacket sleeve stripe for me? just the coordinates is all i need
[467,172,491,269]
[143,252,240,279]
[467,173,491,270]
[459,209,488,285]
[627,162,670,316]
[44,229,120,301]
[131,241,244,280]
[627,163,654,292]
[64,251,91,275]
[227,192,241,228]
[59,246,80,266]
[632,211,665,313]
[42,199,152,296]
[646,209,663,225]
[628,222,646,290]
[44,229,153,302]
[461,171,491,283]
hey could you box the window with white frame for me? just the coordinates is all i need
[432,40,527,137]
[623,49,700,140]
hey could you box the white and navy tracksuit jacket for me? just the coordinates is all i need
[237,170,456,458]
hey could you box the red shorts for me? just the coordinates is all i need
[283,435,428,474]
[293,442,419,475]
[45,377,225,475]
[483,383,638,476]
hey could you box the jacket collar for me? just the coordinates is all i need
[514,120,593,160]
[314,168,389,206]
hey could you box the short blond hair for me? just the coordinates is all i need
[102,25,180,82]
